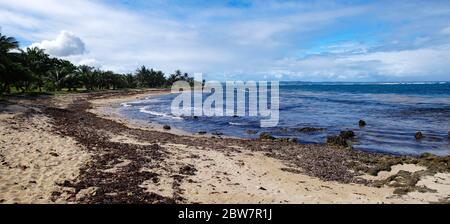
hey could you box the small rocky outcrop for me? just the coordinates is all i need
[163,125,171,130]
[246,130,258,134]
[326,130,356,147]
[297,127,324,133]
[326,136,349,147]
[259,132,275,141]
[275,138,298,143]
[359,120,366,127]
[340,130,355,139]
[415,131,423,140]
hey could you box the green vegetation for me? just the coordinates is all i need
[0,32,196,96]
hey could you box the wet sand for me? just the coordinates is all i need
[0,89,449,204]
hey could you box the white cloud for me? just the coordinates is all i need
[272,44,450,81]
[344,45,450,76]
[69,56,99,67]
[1,0,450,81]
[30,31,86,57]
[0,0,369,76]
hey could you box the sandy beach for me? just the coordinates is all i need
[1,90,449,204]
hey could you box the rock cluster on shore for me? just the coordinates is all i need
[259,132,276,141]
[326,130,356,147]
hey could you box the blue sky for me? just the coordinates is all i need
[1,0,450,81]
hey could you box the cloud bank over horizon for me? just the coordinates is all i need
[1,0,450,81]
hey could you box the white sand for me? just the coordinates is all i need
[0,105,90,204]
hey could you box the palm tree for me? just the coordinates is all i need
[78,65,96,90]
[124,73,136,88]
[46,59,76,91]
[25,47,51,91]
[0,33,20,94]
[0,33,19,55]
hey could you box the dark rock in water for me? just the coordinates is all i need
[163,125,171,130]
[289,138,298,143]
[259,132,275,141]
[246,130,258,134]
[326,136,348,147]
[340,130,355,139]
[415,131,423,140]
[193,116,199,119]
[297,127,324,133]
[326,130,355,147]
[359,120,366,127]
[448,131,450,139]
[211,132,223,136]
[198,131,207,135]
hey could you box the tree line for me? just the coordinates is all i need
[0,32,195,95]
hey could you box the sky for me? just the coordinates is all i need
[1,0,450,81]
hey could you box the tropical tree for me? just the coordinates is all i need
[98,71,116,90]
[135,66,151,87]
[78,65,97,91]
[124,73,137,88]
[151,69,166,87]
[63,69,82,91]
[135,66,168,88]
[59,60,77,90]
[45,59,76,91]
[11,52,37,92]
[0,33,24,94]
[24,47,51,91]
[1,32,197,95]
[167,70,194,86]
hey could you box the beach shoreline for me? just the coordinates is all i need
[1,89,449,204]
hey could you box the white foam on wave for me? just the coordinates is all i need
[139,106,183,120]
[229,122,247,126]
[121,103,132,107]
[377,81,449,85]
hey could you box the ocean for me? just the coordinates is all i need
[119,82,450,156]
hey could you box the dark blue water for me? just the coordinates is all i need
[119,82,450,156]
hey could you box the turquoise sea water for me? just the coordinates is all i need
[119,82,450,156]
